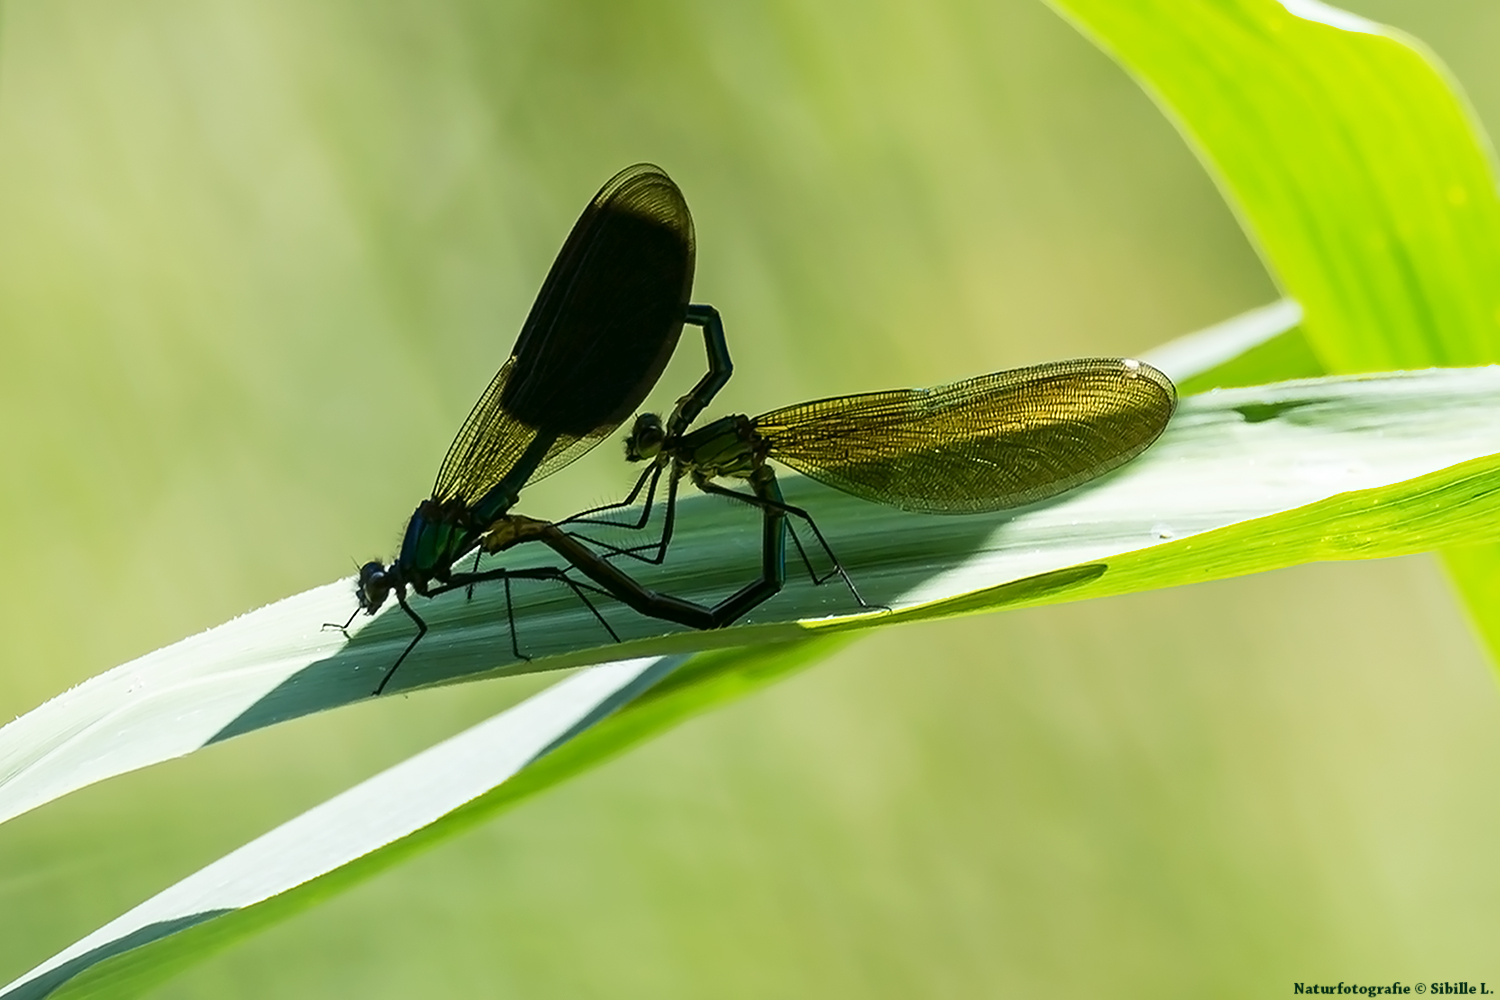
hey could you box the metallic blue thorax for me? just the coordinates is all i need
[396,499,482,592]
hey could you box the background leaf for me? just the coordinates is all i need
[1049,0,1500,661]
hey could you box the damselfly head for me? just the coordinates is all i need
[356,560,394,614]
[625,412,667,462]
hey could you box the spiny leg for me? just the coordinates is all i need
[559,461,663,532]
[464,548,484,600]
[323,559,369,636]
[554,573,621,644]
[567,469,683,567]
[773,497,878,608]
[696,464,789,623]
[571,465,870,612]
[437,565,623,655]
[696,479,879,611]
[501,575,524,661]
[495,569,621,657]
[374,590,429,696]
[323,606,361,638]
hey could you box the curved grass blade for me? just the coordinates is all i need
[12,366,1500,996]
[0,654,692,999]
[3,367,1500,838]
[0,303,1304,833]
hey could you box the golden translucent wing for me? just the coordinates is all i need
[432,164,695,513]
[428,358,580,506]
[753,358,1177,513]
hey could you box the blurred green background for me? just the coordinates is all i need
[1,0,1498,995]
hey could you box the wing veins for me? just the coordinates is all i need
[752,359,1176,513]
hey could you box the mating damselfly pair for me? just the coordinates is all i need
[339,165,1176,695]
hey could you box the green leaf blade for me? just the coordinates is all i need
[1050,0,1500,371]
[10,367,1500,996]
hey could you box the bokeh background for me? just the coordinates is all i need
[1,0,1498,995]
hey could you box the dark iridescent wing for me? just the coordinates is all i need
[433,164,696,514]
[752,358,1176,513]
